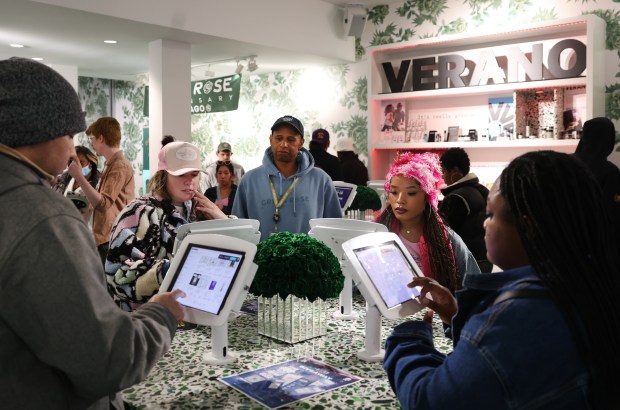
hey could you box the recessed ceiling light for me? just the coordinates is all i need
[103,40,117,44]
[10,44,25,48]
[32,57,43,61]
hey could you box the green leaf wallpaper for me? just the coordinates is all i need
[78,0,620,191]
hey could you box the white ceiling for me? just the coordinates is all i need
[0,0,384,81]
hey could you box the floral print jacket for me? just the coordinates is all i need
[105,195,195,311]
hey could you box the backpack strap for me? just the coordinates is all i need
[493,288,549,305]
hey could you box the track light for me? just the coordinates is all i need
[247,57,258,72]
[192,54,258,77]
[235,60,244,75]
[204,65,215,77]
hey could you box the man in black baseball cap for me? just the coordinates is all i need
[232,115,341,240]
[270,115,304,136]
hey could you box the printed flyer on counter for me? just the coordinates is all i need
[219,357,363,409]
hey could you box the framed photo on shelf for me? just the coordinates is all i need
[379,100,406,143]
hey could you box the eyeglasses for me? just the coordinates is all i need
[216,160,232,165]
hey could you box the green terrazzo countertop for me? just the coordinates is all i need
[123,295,453,409]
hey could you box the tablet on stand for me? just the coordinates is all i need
[342,232,425,362]
[333,181,358,217]
[308,218,388,320]
[161,229,259,365]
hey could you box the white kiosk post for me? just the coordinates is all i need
[308,218,388,320]
[359,303,384,362]
[342,232,425,362]
[166,220,261,365]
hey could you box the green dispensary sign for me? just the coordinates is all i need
[191,74,241,114]
[143,74,241,116]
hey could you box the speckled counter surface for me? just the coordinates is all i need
[123,295,453,409]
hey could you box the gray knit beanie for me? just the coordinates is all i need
[0,57,86,147]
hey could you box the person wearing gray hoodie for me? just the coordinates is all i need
[232,115,342,240]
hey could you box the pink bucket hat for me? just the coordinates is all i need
[157,141,204,176]
[384,152,443,209]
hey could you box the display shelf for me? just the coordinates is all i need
[372,139,579,150]
[371,78,587,101]
[367,15,605,180]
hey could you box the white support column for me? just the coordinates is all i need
[148,39,191,172]
[50,64,81,149]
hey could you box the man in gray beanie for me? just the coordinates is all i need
[0,57,186,409]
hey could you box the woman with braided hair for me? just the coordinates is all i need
[375,151,480,293]
[384,151,620,409]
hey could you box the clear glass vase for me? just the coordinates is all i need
[257,295,327,344]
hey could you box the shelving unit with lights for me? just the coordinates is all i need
[367,15,606,180]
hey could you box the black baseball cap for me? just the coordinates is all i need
[271,115,304,137]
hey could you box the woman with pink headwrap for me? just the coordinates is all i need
[375,152,480,292]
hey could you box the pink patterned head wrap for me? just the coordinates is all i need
[384,152,444,209]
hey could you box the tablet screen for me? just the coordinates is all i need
[335,186,354,208]
[166,243,245,315]
[352,240,420,308]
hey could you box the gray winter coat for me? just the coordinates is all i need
[0,146,176,409]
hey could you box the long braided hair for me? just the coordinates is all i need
[376,152,458,292]
[500,151,620,408]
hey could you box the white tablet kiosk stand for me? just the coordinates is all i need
[173,218,261,255]
[164,221,260,365]
[333,181,358,216]
[342,232,425,362]
[308,218,388,320]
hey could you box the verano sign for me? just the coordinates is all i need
[381,38,586,93]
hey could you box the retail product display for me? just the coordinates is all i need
[368,15,605,179]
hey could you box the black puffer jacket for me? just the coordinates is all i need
[439,174,489,262]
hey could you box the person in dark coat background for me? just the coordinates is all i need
[335,137,369,186]
[439,147,492,272]
[574,117,620,249]
[308,128,342,181]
